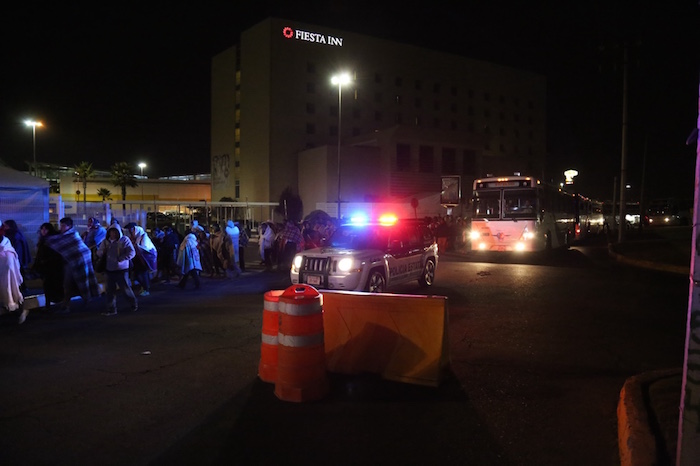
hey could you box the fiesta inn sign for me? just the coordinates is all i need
[283,26,344,47]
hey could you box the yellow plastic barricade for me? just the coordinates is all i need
[321,290,449,387]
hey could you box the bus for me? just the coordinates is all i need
[469,175,603,251]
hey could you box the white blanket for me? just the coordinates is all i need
[0,237,24,311]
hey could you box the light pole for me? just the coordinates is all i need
[138,162,147,200]
[331,72,351,219]
[24,120,43,177]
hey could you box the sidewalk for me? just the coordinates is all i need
[609,227,690,466]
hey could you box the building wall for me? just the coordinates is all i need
[211,46,238,201]
[213,17,546,207]
[59,175,211,202]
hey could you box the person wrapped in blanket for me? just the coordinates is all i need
[177,228,202,289]
[124,223,157,296]
[0,225,27,324]
[44,217,100,312]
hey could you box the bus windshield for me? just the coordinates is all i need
[473,191,501,219]
[503,189,537,219]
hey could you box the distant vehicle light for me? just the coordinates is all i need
[523,231,535,240]
[469,230,481,240]
[478,242,487,250]
[337,257,353,272]
[515,242,526,251]
[292,255,303,271]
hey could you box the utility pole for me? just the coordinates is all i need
[677,79,700,465]
[618,43,629,243]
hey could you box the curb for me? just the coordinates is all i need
[607,244,688,276]
[617,368,681,466]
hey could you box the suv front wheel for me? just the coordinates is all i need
[418,258,436,287]
[366,270,386,293]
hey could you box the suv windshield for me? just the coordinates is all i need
[330,225,390,250]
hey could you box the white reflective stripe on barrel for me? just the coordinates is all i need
[264,301,280,312]
[279,300,322,316]
[261,333,278,345]
[278,331,324,348]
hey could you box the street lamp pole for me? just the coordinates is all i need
[331,73,351,219]
[24,120,43,177]
[138,162,147,200]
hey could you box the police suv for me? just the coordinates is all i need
[290,215,438,293]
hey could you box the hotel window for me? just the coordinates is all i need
[374,73,382,83]
[395,77,403,87]
[528,101,534,109]
[433,118,440,128]
[450,120,457,130]
[395,95,402,105]
[415,97,422,108]
[375,111,383,122]
[329,125,338,136]
[462,149,476,176]
[395,114,403,124]
[419,145,434,173]
[307,62,316,73]
[415,80,422,90]
[467,106,474,116]
[433,83,441,93]
[396,143,411,172]
[330,105,338,116]
[235,180,240,199]
[451,86,458,96]
[442,148,456,174]
[484,92,491,102]
[374,92,382,103]
[468,89,474,98]
[306,103,315,114]
[306,82,315,93]
[352,108,361,119]
[434,101,440,111]
[306,123,315,135]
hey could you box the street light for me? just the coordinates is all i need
[24,120,43,177]
[138,162,147,199]
[331,72,351,219]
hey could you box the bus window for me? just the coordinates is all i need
[503,189,537,218]
[473,191,501,219]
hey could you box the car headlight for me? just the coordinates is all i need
[292,255,303,271]
[337,257,353,272]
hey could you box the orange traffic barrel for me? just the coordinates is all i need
[258,289,284,383]
[274,285,328,402]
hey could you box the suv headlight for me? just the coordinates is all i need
[337,257,353,272]
[292,255,303,272]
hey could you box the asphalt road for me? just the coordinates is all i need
[0,237,688,465]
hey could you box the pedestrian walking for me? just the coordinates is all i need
[176,230,202,289]
[44,217,100,312]
[209,223,233,278]
[31,222,65,310]
[0,231,27,324]
[225,220,242,277]
[2,219,31,292]
[124,223,157,296]
[96,223,137,316]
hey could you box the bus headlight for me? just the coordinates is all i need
[292,255,303,272]
[515,242,526,251]
[523,231,535,240]
[337,257,353,272]
[470,230,481,240]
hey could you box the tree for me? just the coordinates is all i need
[274,187,303,223]
[97,188,111,201]
[110,162,138,212]
[74,161,95,206]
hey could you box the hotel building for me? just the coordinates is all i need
[211,18,546,216]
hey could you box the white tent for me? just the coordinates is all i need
[0,166,50,257]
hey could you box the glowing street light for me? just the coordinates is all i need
[331,72,352,219]
[24,120,43,177]
[138,162,147,199]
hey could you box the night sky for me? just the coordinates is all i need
[3,1,699,202]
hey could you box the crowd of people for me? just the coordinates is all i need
[0,213,471,324]
[0,216,250,324]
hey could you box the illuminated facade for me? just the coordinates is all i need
[211,18,546,212]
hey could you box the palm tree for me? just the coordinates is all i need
[97,187,111,201]
[110,162,138,212]
[74,161,95,207]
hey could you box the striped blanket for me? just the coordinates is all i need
[45,228,100,299]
